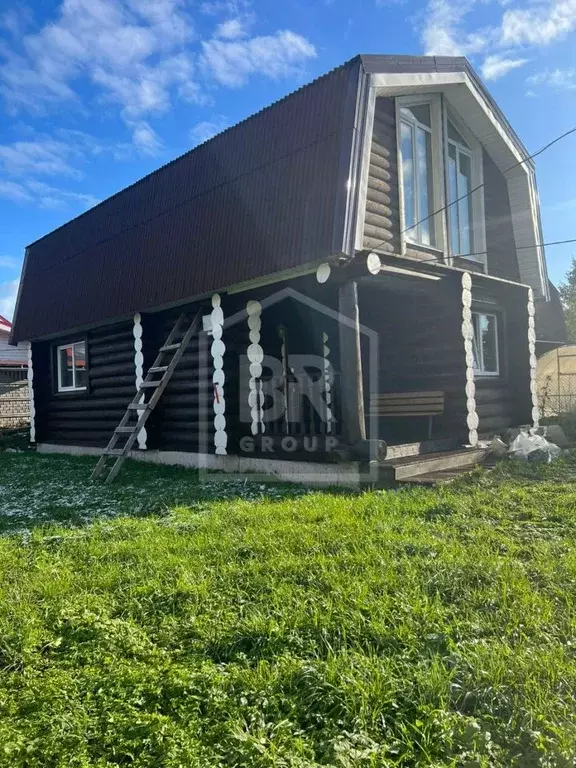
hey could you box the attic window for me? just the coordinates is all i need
[57,341,87,392]
[399,103,436,247]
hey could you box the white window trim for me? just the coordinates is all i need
[443,108,487,271]
[57,342,87,392]
[396,94,446,256]
[472,312,500,377]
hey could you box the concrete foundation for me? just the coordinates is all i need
[36,443,373,487]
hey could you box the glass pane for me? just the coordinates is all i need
[472,315,482,372]
[457,151,473,256]
[447,120,469,148]
[480,315,498,373]
[416,126,435,246]
[400,121,416,235]
[58,346,74,389]
[401,104,431,128]
[73,342,87,388]
[448,146,459,255]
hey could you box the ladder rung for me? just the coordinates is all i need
[140,381,161,388]
[128,403,151,410]
[149,366,168,373]
[160,343,180,352]
[105,449,124,456]
[115,427,135,433]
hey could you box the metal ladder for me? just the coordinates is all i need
[91,310,202,484]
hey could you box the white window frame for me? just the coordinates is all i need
[56,341,87,392]
[443,108,487,270]
[396,94,446,255]
[472,312,500,377]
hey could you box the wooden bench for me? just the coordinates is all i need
[370,391,445,439]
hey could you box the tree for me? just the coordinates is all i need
[559,256,576,343]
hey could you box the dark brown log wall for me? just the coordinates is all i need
[360,275,468,443]
[33,321,136,447]
[362,97,401,254]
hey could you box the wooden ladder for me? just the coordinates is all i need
[91,310,202,484]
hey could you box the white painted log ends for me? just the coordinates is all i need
[211,294,227,455]
[366,253,381,275]
[316,263,331,283]
[527,287,540,428]
[133,312,147,450]
[461,272,479,446]
[246,300,264,436]
[27,342,35,443]
[322,332,333,434]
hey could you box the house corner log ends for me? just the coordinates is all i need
[461,272,479,447]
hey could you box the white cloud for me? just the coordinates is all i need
[0,177,99,210]
[0,0,316,153]
[214,17,250,39]
[501,0,576,46]
[481,54,529,80]
[201,30,316,87]
[0,279,21,320]
[421,0,491,56]
[0,180,33,203]
[0,6,34,37]
[189,115,228,145]
[128,121,164,156]
[527,67,576,90]
[0,138,84,178]
[0,0,196,123]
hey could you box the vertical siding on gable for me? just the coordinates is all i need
[483,150,520,282]
[363,97,401,254]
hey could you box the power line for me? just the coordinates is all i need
[370,237,576,269]
[367,123,576,256]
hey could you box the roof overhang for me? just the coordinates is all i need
[362,70,549,300]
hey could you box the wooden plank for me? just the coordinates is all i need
[373,390,444,400]
[338,281,365,444]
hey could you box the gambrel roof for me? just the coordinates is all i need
[11,54,547,343]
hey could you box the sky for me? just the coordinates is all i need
[1,0,576,320]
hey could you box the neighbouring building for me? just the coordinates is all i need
[0,315,29,429]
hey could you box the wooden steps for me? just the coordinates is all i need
[379,447,487,485]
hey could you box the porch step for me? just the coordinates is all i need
[380,447,487,483]
[399,468,474,487]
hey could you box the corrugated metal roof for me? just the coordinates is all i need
[12,53,539,342]
[12,58,361,342]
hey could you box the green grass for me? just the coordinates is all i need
[1,452,576,766]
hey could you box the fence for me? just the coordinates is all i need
[539,348,576,417]
[0,369,29,429]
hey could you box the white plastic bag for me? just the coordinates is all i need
[509,431,561,462]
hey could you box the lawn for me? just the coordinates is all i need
[1,452,576,767]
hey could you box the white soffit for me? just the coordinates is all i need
[370,71,549,299]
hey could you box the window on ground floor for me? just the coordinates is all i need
[56,341,87,392]
[472,312,499,376]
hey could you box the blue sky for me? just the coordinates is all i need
[1,0,576,319]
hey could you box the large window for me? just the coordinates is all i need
[447,120,474,257]
[395,98,486,265]
[399,103,436,247]
[57,341,87,392]
[472,313,499,376]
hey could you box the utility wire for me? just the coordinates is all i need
[367,123,576,257]
[371,237,576,269]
